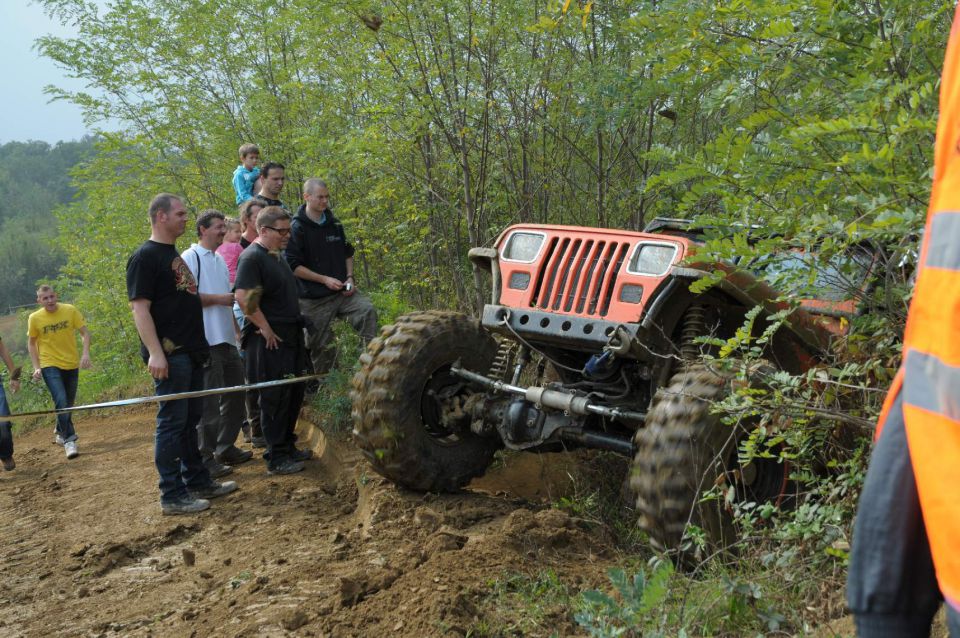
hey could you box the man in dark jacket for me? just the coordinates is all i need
[284,179,377,378]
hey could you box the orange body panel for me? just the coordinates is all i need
[494,224,693,323]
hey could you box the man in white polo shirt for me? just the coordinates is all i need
[182,210,252,477]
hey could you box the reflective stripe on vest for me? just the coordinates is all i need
[926,212,960,271]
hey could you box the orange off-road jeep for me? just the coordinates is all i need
[351,218,875,553]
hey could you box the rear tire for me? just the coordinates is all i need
[351,311,501,492]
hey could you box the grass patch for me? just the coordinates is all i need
[469,570,580,637]
[552,450,647,551]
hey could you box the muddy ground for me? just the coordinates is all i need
[0,407,639,637]
[0,405,879,638]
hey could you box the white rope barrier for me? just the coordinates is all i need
[1,373,325,422]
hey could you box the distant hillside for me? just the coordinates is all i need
[0,138,95,311]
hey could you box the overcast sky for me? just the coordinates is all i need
[1,1,111,145]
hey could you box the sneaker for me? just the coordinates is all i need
[1,457,14,471]
[64,441,79,459]
[292,448,314,462]
[161,497,211,516]
[250,436,267,449]
[216,447,253,466]
[189,480,238,500]
[54,433,65,446]
[267,459,305,475]
[204,461,233,479]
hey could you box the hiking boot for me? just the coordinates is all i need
[64,441,79,459]
[250,436,267,449]
[216,447,253,466]
[205,461,233,479]
[267,459,305,475]
[1,457,14,471]
[189,480,238,500]
[292,448,314,462]
[161,497,210,515]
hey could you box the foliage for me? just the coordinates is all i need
[0,138,95,310]
[575,563,673,637]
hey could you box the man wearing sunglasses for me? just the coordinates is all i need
[234,207,310,475]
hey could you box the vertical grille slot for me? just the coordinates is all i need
[528,236,558,307]
[537,237,570,309]
[576,241,606,314]
[587,243,619,315]
[564,240,595,311]
[552,239,582,309]
[598,243,631,316]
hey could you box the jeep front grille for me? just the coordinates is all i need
[530,237,631,316]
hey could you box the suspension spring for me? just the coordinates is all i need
[680,304,706,360]
[487,340,518,381]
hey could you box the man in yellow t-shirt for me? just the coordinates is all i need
[27,285,92,460]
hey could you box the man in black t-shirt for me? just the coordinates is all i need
[126,193,239,515]
[235,206,309,475]
[253,162,289,211]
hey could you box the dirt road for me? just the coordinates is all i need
[0,408,620,637]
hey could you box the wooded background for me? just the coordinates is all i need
[36,0,944,324]
[0,139,93,312]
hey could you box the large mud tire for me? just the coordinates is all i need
[351,311,501,492]
[631,364,787,561]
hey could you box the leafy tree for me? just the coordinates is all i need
[0,138,94,310]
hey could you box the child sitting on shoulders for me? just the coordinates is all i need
[233,143,261,204]
[217,217,244,284]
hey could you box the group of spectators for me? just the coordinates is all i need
[128,144,378,515]
[0,143,378,518]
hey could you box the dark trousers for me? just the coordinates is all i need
[847,393,960,637]
[41,366,78,442]
[244,324,306,468]
[198,343,245,461]
[299,293,377,376]
[154,353,213,503]
[0,382,11,460]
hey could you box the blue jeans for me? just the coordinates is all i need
[0,382,12,460]
[41,367,78,443]
[154,352,213,503]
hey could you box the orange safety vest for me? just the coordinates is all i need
[875,7,960,609]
